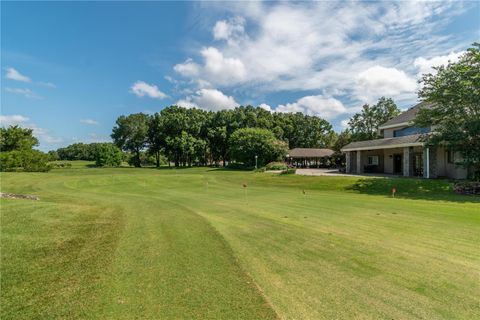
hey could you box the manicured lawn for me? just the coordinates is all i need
[1,165,479,319]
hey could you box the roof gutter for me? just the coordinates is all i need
[341,142,424,152]
[378,122,411,130]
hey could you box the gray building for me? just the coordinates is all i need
[341,103,468,179]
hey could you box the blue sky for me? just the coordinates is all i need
[1,1,479,151]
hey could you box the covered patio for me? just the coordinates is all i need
[287,148,334,168]
[341,135,436,178]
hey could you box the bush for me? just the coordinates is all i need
[281,168,297,175]
[453,181,480,195]
[50,162,72,168]
[266,162,287,170]
[0,150,51,172]
[94,143,123,167]
[47,150,60,161]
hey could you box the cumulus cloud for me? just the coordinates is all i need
[4,87,41,99]
[414,51,465,77]
[5,67,30,82]
[277,95,347,120]
[171,1,469,108]
[213,17,246,44]
[80,119,99,125]
[355,66,418,103]
[173,59,200,78]
[0,114,30,126]
[130,81,167,99]
[258,103,272,112]
[175,47,246,86]
[0,114,62,144]
[177,88,239,111]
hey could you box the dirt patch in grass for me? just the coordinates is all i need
[0,192,39,200]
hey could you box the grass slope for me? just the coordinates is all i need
[1,165,479,319]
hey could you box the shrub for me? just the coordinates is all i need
[94,143,123,167]
[47,150,60,161]
[51,162,72,168]
[453,181,480,195]
[0,150,51,172]
[266,162,287,171]
[281,168,297,175]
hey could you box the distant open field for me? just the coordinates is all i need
[1,163,479,319]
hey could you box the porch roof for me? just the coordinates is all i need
[341,134,423,152]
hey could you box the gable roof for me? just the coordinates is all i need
[288,148,334,158]
[341,134,423,152]
[379,102,431,129]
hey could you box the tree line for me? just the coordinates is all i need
[111,105,336,167]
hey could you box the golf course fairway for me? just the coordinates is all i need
[1,165,479,319]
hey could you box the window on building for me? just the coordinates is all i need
[368,155,379,165]
[393,127,430,137]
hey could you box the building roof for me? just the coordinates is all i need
[379,102,431,129]
[341,134,423,152]
[288,148,334,158]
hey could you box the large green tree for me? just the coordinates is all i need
[155,106,209,167]
[147,113,166,167]
[94,143,123,167]
[348,97,401,141]
[0,125,50,172]
[229,128,288,167]
[0,126,39,151]
[273,112,334,149]
[111,113,150,167]
[414,43,480,180]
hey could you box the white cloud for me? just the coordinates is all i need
[177,88,239,111]
[130,81,167,99]
[173,59,200,78]
[355,66,417,103]
[276,95,347,120]
[0,114,30,126]
[4,87,41,99]
[80,119,99,125]
[5,67,30,82]
[175,47,246,86]
[340,119,350,129]
[258,103,272,112]
[0,114,62,145]
[213,17,246,44]
[414,51,465,76]
[171,1,469,108]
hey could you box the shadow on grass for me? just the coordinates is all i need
[346,177,480,203]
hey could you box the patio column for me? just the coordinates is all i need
[356,150,362,174]
[403,147,410,177]
[423,147,437,179]
[345,151,351,173]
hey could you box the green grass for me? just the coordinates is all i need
[1,165,479,319]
